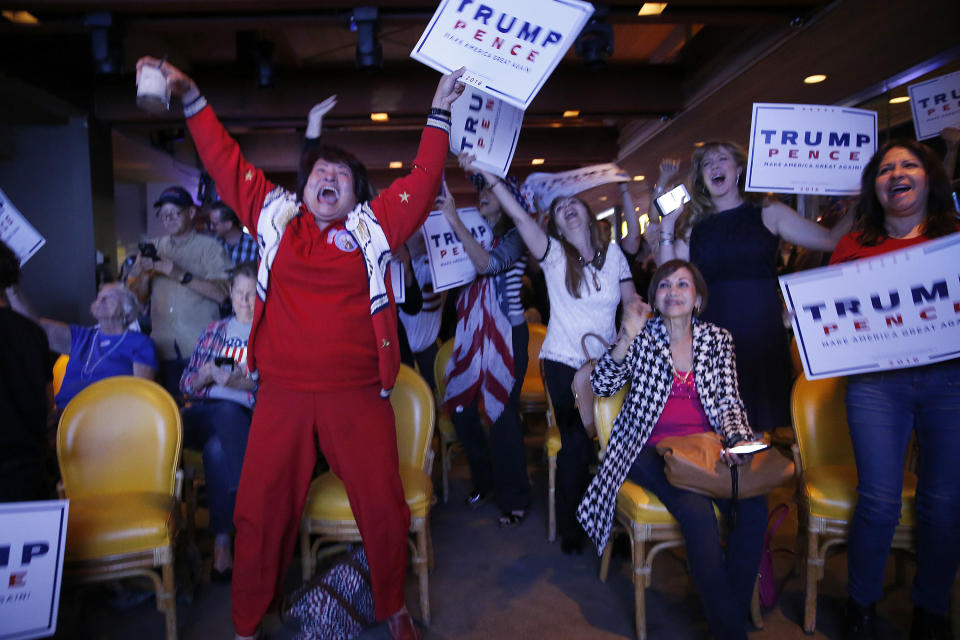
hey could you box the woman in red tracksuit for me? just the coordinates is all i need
[137,56,464,640]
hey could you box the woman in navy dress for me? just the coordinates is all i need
[647,142,851,431]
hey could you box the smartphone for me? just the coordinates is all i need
[725,441,770,455]
[138,241,158,259]
[654,184,691,219]
[214,356,235,370]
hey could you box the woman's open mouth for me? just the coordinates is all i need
[318,185,340,204]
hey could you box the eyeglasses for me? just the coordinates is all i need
[157,210,185,222]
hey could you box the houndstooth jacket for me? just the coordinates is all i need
[576,315,756,554]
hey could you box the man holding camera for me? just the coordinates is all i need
[127,186,232,396]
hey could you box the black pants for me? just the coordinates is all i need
[451,323,531,513]
[412,342,439,392]
[542,358,593,543]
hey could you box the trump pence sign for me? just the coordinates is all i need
[412,0,595,110]
[780,233,960,380]
[746,103,877,195]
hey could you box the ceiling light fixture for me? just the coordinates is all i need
[889,96,910,104]
[633,175,645,181]
[804,74,827,84]
[2,10,38,24]
[575,9,613,70]
[563,110,580,118]
[389,161,402,169]
[531,158,545,165]
[351,7,382,72]
[370,112,389,122]
[638,3,667,16]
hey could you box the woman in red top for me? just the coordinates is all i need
[829,139,960,640]
[137,56,464,640]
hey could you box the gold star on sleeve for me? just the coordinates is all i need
[399,192,410,203]
[244,170,253,182]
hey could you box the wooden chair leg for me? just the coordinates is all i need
[547,454,557,542]
[415,527,431,625]
[599,539,613,583]
[803,529,820,634]
[751,576,763,629]
[299,525,313,581]
[161,560,178,640]
[633,536,648,640]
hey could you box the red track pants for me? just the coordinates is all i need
[231,380,411,635]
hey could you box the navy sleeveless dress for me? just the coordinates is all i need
[689,202,791,432]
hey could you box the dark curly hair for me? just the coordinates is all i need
[853,139,956,246]
[0,240,20,289]
[298,144,375,205]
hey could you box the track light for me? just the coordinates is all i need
[351,7,382,72]
[575,17,613,70]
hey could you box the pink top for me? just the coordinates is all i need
[646,371,712,446]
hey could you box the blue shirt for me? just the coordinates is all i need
[55,325,159,408]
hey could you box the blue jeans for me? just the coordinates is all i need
[845,359,960,614]
[182,400,253,534]
[628,447,767,640]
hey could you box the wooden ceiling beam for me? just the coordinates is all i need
[94,63,684,126]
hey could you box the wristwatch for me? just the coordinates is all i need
[180,271,193,285]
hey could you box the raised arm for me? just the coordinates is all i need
[437,182,491,272]
[643,159,690,264]
[4,285,71,354]
[619,183,643,255]
[370,68,465,248]
[763,199,853,252]
[137,56,274,231]
[465,160,548,259]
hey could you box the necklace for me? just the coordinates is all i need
[81,328,129,378]
[673,366,693,385]
[578,250,602,292]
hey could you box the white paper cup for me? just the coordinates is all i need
[136,65,170,113]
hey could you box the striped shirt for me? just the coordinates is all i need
[479,227,527,326]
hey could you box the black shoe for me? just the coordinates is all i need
[910,606,951,640]
[843,597,878,640]
[464,488,489,509]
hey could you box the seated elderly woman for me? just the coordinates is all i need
[6,281,157,408]
[179,261,257,580]
[577,259,767,640]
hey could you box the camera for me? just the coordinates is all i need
[138,242,158,259]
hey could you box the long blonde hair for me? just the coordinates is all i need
[546,196,610,298]
[675,140,763,240]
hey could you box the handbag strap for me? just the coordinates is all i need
[581,332,611,360]
[315,581,373,626]
[764,502,790,546]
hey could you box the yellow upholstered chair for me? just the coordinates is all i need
[299,365,436,624]
[518,322,548,417]
[790,374,917,634]
[433,338,460,503]
[57,376,183,640]
[540,358,562,542]
[52,353,69,396]
[594,385,761,640]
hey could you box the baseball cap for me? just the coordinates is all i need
[154,186,195,209]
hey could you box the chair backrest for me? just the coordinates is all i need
[392,364,436,472]
[527,322,546,365]
[57,376,182,498]
[790,374,854,471]
[594,384,630,458]
[52,353,69,396]
[433,338,454,403]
